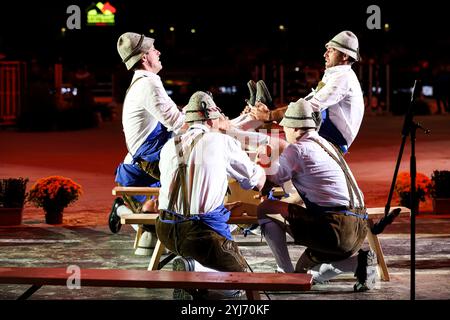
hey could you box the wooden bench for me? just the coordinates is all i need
[112,186,411,281]
[0,267,312,300]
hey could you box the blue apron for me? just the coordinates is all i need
[318,109,348,154]
[115,122,171,203]
[131,122,172,164]
[160,205,233,240]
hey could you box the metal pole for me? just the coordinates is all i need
[410,124,417,300]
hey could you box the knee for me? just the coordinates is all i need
[142,199,158,212]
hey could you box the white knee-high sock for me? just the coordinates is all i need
[117,204,132,217]
[259,218,294,273]
[193,260,218,272]
[116,205,138,231]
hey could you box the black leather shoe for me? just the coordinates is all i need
[108,197,124,234]
[246,80,256,106]
[256,80,273,108]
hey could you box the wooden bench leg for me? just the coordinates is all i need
[133,225,143,249]
[367,219,390,281]
[18,284,42,300]
[148,239,166,271]
[245,290,261,300]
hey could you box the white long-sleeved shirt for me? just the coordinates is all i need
[122,70,185,163]
[269,131,364,208]
[158,124,265,215]
[305,65,364,147]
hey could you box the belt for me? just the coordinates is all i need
[159,210,199,224]
[306,201,367,220]
[324,208,368,220]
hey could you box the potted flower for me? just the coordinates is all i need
[394,171,432,211]
[26,176,83,224]
[0,177,29,225]
[430,170,450,214]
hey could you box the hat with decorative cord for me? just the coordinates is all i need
[325,30,360,61]
[117,32,154,70]
[184,91,222,123]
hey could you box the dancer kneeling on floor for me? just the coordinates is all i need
[155,91,266,299]
[256,98,377,292]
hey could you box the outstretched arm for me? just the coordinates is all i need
[250,102,288,122]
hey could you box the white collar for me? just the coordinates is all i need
[298,130,319,142]
[324,64,351,75]
[133,69,159,79]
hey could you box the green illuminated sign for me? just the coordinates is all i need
[87,2,116,26]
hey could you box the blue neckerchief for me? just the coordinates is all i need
[268,189,289,200]
[318,109,348,154]
[132,122,173,164]
[160,205,232,240]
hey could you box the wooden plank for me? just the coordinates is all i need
[229,215,259,224]
[148,240,166,271]
[112,187,160,196]
[133,225,143,249]
[121,213,159,225]
[366,206,411,219]
[120,207,410,225]
[367,220,390,281]
[111,184,410,220]
[225,180,261,205]
[121,214,258,225]
[0,267,312,292]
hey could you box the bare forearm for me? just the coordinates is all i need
[269,106,288,122]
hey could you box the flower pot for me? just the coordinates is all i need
[399,196,420,213]
[43,206,64,224]
[432,198,450,215]
[0,207,23,226]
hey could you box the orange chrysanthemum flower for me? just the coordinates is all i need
[27,176,83,209]
[394,171,432,208]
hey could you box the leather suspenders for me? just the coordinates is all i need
[167,132,204,217]
[311,137,366,214]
